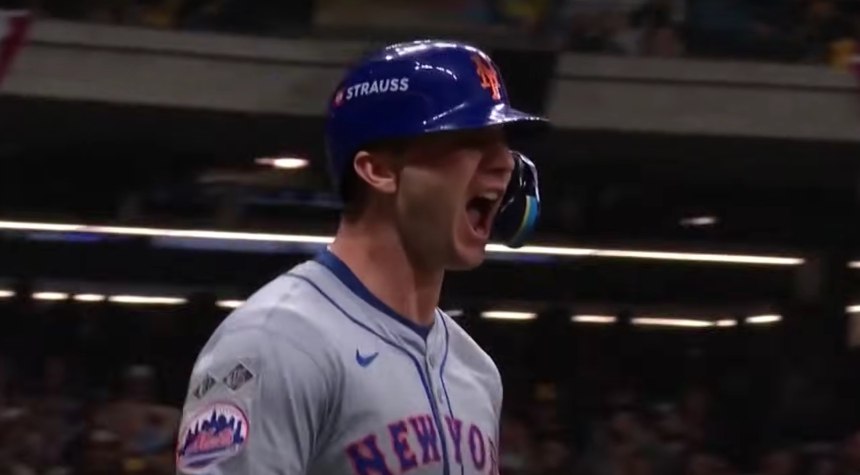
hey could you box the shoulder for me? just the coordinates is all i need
[178,261,350,474]
[189,263,348,395]
[219,259,366,340]
[207,262,347,352]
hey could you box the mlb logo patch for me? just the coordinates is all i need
[192,374,217,399]
[223,363,254,391]
[176,402,249,472]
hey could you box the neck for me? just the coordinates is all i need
[330,217,444,327]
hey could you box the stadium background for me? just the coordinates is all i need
[4,0,860,474]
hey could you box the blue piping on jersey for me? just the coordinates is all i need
[438,313,464,475]
[286,273,451,475]
[315,250,432,340]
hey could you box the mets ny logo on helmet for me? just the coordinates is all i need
[334,77,411,106]
[472,54,501,101]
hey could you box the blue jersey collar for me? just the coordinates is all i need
[314,249,433,339]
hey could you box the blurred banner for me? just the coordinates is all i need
[4,20,860,142]
[0,10,30,88]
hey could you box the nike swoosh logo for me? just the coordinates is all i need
[355,350,379,367]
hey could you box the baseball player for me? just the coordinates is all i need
[176,39,547,475]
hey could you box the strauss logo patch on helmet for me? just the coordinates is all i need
[334,77,411,107]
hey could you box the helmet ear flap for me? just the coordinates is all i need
[490,151,540,248]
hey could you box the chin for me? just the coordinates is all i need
[448,245,488,271]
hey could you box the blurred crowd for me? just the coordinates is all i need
[3,0,860,66]
[503,382,860,475]
[538,0,860,65]
[4,292,860,475]
[0,293,204,475]
[1,360,178,475]
[0,0,313,33]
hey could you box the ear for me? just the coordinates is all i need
[353,150,398,195]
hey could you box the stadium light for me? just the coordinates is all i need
[632,317,715,328]
[715,319,738,327]
[33,292,68,301]
[256,156,309,170]
[107,295,187,305]
[0,220,805,266]
[74,293,106,302]
[746,314,781,324]
[680,216,718,227]
[0,286,802,329]
[481,310,537,321]
[216,300,244,309]
[571,314,617,324]
[572,315,738,327]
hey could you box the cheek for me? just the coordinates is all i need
[398,169,467,217]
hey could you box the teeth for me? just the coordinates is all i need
[478,192,500,201]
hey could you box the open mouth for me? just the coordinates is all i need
[466,192,501,237]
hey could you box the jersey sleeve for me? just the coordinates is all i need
[176,322,340,475]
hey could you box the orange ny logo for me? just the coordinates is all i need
[472,55,502,101]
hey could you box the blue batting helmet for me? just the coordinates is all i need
[324,39,547,248]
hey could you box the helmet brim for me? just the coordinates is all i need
[426,103,550,137]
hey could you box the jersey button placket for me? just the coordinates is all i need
[426,355,446,404]
[422,354,450,475]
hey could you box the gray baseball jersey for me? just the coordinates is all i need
[176,250,503,475]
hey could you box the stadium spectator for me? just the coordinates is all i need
[758,447,799,475]
[74,429,125,475]
[533,432,576,475]
[685,451,735,475]
[842,431,860,475]
[95,365,178,453]
[579,407,657,475]
[500,414,534,475]
[650,404,692,475]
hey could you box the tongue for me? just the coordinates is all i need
[467,207,482,231]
